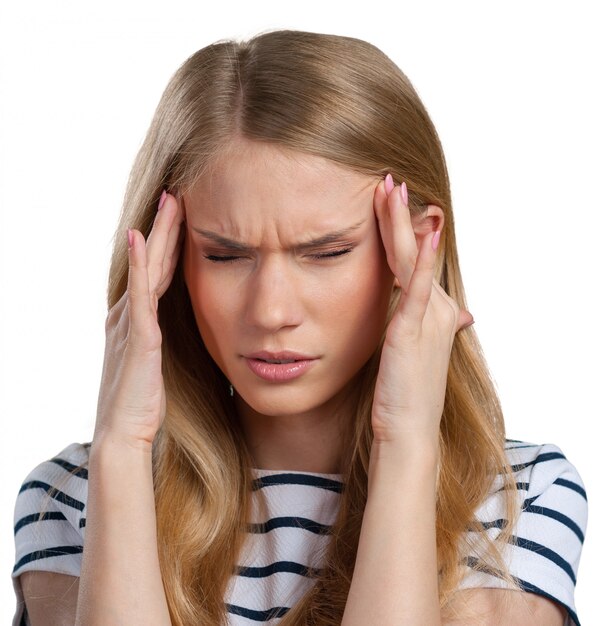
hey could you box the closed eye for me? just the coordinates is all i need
[204,248,354,263]
[308,248,353,260]
[204,254,245,263]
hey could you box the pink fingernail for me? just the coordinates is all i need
[384,173,394,196]
[400,182,409,205]
[127,228,134,248]
[158,189,167,210]
[432,230,441,251]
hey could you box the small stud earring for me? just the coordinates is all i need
[229,384,235,397]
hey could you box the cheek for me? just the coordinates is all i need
[320,248,393,339]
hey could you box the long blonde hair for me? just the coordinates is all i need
[106,29,518,624]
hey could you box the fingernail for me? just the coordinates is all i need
[384,173,394,196]
[432,230,441,251]
[400,182,409,205]
[463,319,475,329]
[158,189,167,210]
[127,228,134,248]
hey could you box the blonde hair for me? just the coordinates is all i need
[105,29,518,624]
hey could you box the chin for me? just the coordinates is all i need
[234,376,356,420]
[235,389,319,417]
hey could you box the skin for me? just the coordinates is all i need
[20,139,566,624]
[183,140,399,472]
[20,573,566,625]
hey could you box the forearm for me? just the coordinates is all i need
[75,434,171,626]
[342,438,441,626]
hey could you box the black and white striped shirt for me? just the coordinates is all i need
[12,440,587,625]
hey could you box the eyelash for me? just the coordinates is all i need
[204,255,243,263]
[204,248,354,263]
[310,248,353,260]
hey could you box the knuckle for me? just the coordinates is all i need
[441,303,460,332]
[436,298,456,323]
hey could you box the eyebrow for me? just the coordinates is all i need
[192,219,366,252]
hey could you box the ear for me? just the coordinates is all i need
[392,205,445,288]
[411,204,444,250]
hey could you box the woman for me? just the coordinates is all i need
[12,29,586,625]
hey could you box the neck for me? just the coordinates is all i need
[234,388,358,474]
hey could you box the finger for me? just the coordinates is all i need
[374,175,418,291]
[127,229,160,350]
[373,180,398,273]
[145,192,181,295]
[373,180,398,290]
[155,199,185,298]
[398,230,439,328]
[389,182,419,291]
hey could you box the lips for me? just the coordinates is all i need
[246,350,316,362]
[243,351,318,382]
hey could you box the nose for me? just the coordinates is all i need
[244,254,303,332]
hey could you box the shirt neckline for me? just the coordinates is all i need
[250,467,344,479]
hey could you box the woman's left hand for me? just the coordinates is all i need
[371,175,473,448]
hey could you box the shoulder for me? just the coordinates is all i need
[504,439,587,552]
[461,439,587,626]
[12,442,91,579]
[504,439,586,498]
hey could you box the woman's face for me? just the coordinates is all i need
[182,139,395,421]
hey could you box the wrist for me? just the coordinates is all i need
[88,429,156,511]
[368,436,439,489]
[91,425,155,457]
[370,431,439,465]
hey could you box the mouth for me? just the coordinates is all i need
[258,358,298,364]
[245,351,316,362]
[243,351,318,382]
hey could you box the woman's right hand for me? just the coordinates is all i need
[94,191,184,449]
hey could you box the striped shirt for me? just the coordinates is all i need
[11,440,587,625]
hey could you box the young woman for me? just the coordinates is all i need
[12,29,586,625]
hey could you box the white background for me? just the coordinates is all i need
[1,1,596,623]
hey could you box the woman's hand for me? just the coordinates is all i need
[94,191,184,449]
[371,175,473,448]
[345,176,460,624]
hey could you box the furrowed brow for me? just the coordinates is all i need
[295,220,366,250]
[193,219,366,251]
[193,229,253,252]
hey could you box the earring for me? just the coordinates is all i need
[229,383,235,397]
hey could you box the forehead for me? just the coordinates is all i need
[182,140,378,233]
